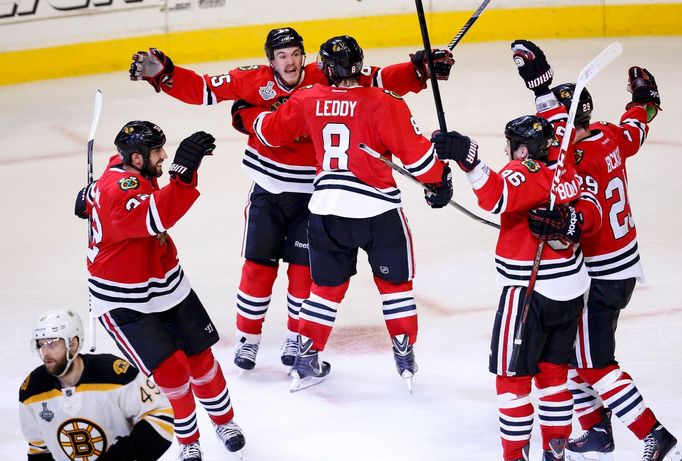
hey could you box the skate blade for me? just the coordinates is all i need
[400,370,415,394]
[566,450,614,461]
[290,373,328,392]
[664,443,682,461]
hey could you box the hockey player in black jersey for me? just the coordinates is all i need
[19,309,173,461]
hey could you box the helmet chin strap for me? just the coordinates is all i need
[55,350,78,378]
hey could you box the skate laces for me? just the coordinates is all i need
[215,421,242,443]
[641,427,662,461]
[235,342,259,362]
[282,337,298,357]
[179,441,201,460]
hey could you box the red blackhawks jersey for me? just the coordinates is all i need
[249,84,444,218]
[84,155,199,316]
[548,106,649,281]
[467,106,601,301]
[164,61,425,194]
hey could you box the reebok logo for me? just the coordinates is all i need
[294,241,309,249]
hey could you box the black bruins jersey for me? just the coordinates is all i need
[19,353,173,461]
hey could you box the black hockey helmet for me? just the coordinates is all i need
[552,83,593,127]
[317,35,364,85]
[504,115,554,161]
[264,27,305,60]
[114,120,166,164]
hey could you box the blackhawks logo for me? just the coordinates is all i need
[118,176,139,191]
[521,159,540,173]
[574,149,585,165]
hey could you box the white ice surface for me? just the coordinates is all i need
[0,37,680,461]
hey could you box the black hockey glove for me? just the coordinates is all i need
[169,131,216,184]
[96,436,135,461]
[74,181,95,219]
[430,130,479,172]
[410,49,455,83]
[231,99,256,135]
[528,205,583,250]
[626,66,661,121]
[129,48,175,93]
[424,163,453,209]
[511,39,554,96]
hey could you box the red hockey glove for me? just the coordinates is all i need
[129,48,175,93]
[410,49,455,83]
[528,205,583,250]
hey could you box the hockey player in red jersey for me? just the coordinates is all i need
[128,27,454,372]
[432,107,602,459]
[75,121,245,461]
[20,309,173,461]
[511,40,680,461]
[238,35,453,392]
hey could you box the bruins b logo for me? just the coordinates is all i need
[58,419,107,460]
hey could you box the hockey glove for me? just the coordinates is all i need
[231,99,257,135]
[528,205,583,250]
[96,436,135,461]
[410,49,455,83]
[129,48,175,93]
[431,130,480,172]
[169,131,216,184]
[74,181,95,219]
[626,66,661,121]
[424,163,453,209]
[511,39,554,96]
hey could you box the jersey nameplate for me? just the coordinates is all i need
[118,176,139,191]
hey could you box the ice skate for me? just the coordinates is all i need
[233,336,260,371]
[566,408,615,461]
[178,440,202,461]
[641,424,681,461]
[280,334,298,368]
[213,420,246,458]
[544,438,567,461]
[391,334,418,393]
[290,335,330,392]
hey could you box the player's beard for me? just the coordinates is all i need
[143,159,163,178]
[44,354,69,377]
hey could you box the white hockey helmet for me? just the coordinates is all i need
[32,309,84,376]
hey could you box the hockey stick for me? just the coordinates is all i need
[87,89,103,353]
[358,143,500,229]
[507,42,623,375]
[413,0,499,228]
[447,0,491,51]
[414,0,447,132]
